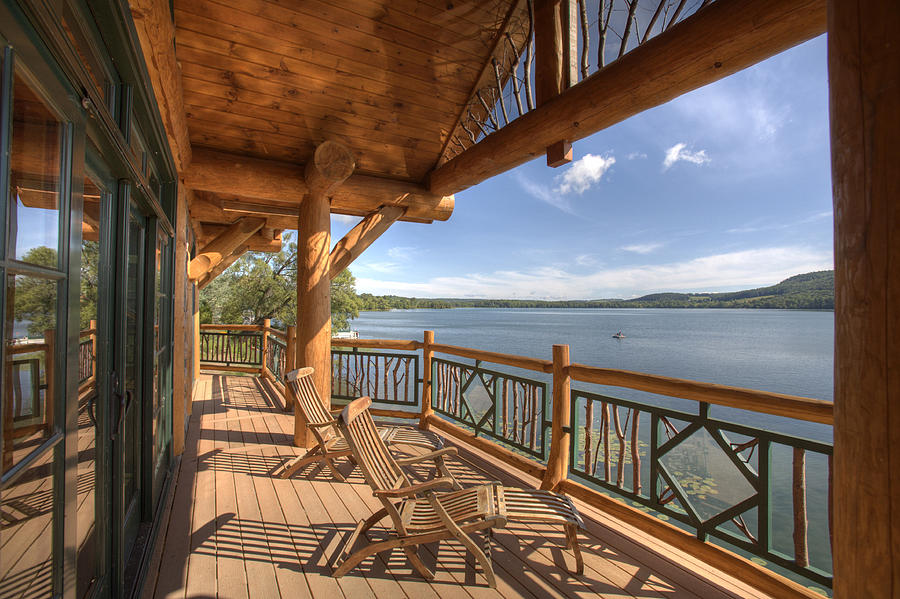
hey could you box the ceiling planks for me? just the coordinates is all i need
[175,0,521,183]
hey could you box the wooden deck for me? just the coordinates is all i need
[142,374,777,599]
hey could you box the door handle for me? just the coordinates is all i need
[111,390,132,441]
[87,394,97,428]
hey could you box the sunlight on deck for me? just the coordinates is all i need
[141,375,774,599]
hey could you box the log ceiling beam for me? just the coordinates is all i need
[329,205,406,280]
[183,148,453,223]
[197,244,249,289]
[188,216,265,281]
[427,0,827,196]
[196,225,283,253]
[129,0,192,171]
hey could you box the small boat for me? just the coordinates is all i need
[612,332,626,339]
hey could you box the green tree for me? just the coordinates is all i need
[199,232,363,330]
[331,269,360,331]
[13,246,58,336]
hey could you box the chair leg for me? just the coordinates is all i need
[333,536,404,578]
[426,494,497,588]
[360,507,389,538]
[277,445,323,479]
[324,457,347,482]
[565,524,584,575]
[404,546,435,580]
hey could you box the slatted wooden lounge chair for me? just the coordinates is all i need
[276,367,450,481]
[333,396,586,582]
[332,395,507,587]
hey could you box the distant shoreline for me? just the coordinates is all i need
[356,270,835,312]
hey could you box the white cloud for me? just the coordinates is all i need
[574,254,597,266]
[627,151,647,160]
[620,242,663,254]
[387,246,417,260]
[331,214,360,225]
[554,154,616,195]
[516,173,573,213]
[356,246,833,299]
[662,143,711,171]
[356,261,401,274]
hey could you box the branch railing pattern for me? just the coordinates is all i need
[432,357,549,461]
[440,0,716,164]
[331,348,419,407]
[265,336,287,384]
[199,330,263,366]
[570,389,832,587]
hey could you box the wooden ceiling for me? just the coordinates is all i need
[173,0,519,183]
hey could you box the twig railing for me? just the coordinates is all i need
[197,324,833,595]
[440,0,719,164]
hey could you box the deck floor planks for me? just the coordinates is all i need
[144,374,786,599]
[211,377,249,599]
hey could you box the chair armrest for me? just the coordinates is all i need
[373,477,457,498]
[308,419,338,429]
[394,447,457,466]
[329,407,344,415]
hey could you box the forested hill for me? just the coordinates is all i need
[357,270,835,311]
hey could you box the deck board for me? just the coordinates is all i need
[144,375,784,599]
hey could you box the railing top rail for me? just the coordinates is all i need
[200,324,265,331]
[568,363,833,425]
[8,343,51,355]
[266,327,288,340]
[431,343,554,373]
[330,338,422,351]
[79,328,97,338]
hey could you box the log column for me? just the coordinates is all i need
[295,141,355,448]
[534,0,576,168]
[830,1,900,596]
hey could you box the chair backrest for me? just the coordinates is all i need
[337,396,407,494]
[286,367,335,441]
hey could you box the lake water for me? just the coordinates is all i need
[352,307,834,588]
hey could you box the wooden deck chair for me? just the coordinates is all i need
[277,367,451,481]
[333,396,508,587]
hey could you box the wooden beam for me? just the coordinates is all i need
[197,244,249,289]
[221,200,299,218]
[128,0,192,171]
[197,225,282,253]
[183,148,453,222]
[295,141,354,448]
[329,205,405,280]
[829,0,900,596]
[188,216,264,281]
[428,0,826,195]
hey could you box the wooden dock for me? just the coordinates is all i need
[141,374,778,599]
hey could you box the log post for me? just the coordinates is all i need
[193,291,200,384]
[534,0,577,167]
[830,1,900,596]
[295,140,355,447]
[419,330,435,430]
[285,325,296,411]
[542,344,571,490]
[261,318,271,378]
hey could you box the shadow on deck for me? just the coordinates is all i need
[142,374,775,599]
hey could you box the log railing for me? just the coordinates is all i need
[199,324,264,370]
[197,324,833,595]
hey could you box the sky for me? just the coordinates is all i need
[332,35,833,300]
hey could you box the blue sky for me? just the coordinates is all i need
[332,35,833,300]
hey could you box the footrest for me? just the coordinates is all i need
[500,487,584,575]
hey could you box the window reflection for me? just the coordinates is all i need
[2,274,57,473]
[8,69,63,264]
